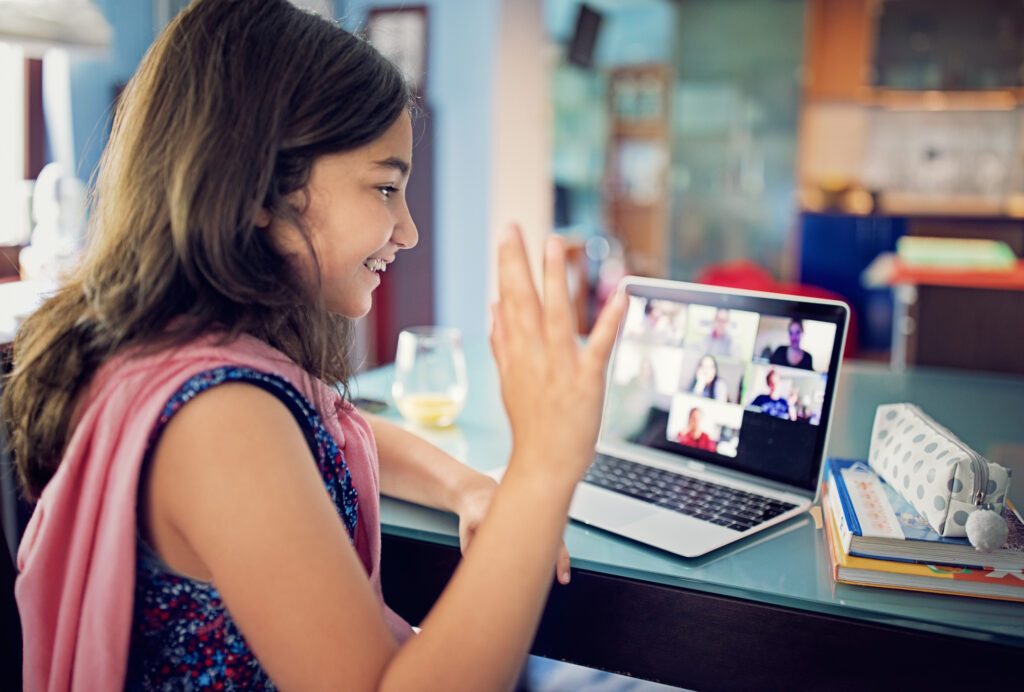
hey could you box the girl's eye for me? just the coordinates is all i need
[378,185,399,199]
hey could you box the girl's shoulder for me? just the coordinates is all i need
[88,332,328,415]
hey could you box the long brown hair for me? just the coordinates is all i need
[2,0,411,500]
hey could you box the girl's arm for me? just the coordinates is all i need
[367,412,481,515]
[145,227,625,691]
[366,413,494,543]
[367,414,575,580]
[713,379,727,402]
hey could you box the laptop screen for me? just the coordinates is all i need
[601,278,848,492]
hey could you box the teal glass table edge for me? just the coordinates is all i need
[354,343,1024,689]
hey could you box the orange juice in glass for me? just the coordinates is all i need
[392,327,467,427]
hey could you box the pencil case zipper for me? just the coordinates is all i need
[906,404,990,507]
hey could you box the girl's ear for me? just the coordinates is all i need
[255,207,272,228]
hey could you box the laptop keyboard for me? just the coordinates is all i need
[583,454,796,532]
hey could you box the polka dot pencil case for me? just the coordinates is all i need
[868,403,1012,538]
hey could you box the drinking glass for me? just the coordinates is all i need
[392,326,468,427]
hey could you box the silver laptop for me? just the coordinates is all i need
[570,276,849,558]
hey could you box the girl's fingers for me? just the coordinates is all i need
[555,541,571,585]
[584,291,627,368]
[541,236,577,358]
[497,224,542,338]
[495,225,625,374]
[489,303,507,372]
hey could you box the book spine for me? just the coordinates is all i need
[824,475,854,556]
[821,495,842,581]
[827,460,863,536]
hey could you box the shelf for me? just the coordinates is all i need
[799,191,1024,220]
[611,120,668,139]
[606,63,673,278]
[865,89,1021,111]
[879,193,1009,218]
[864,253,1024,291]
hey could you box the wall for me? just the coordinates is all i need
[545,0,676,67]
[68,1,153,185]
[488,0,552,292]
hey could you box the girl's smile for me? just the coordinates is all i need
[271,111,417,318]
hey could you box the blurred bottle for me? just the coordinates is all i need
[19,162,85,282]
[591,234,626,315]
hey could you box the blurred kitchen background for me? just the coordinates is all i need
[3,0,1024,374]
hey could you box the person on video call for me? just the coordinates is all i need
[676,407,717,452]
[703,308,735,358]
[750,369,796,420]
[690,354,728,402]
[768,318,813,370]
[643,301,685,345]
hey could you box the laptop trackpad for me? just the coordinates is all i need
[621,512,736,557]
[572,486,660,528]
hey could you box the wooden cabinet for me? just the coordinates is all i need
[803,0,873,102]
[903,283,1024,375]
[605,64,672,277]
[896,217,1024,374]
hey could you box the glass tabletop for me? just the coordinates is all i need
[353,341,1024,647]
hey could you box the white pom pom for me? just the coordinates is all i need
[965,509,1009,552]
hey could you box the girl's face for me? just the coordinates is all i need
[697,356,716,381]
[788,321,803,348]
[712,309,729,336]
[688,408,702,431]
[272,111,418,318]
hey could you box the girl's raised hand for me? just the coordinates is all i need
[490,225,626,488]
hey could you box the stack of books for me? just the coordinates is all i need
[895,236,1017,270]
[822,457,1024,602]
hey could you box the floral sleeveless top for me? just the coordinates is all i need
[125,367,359,690]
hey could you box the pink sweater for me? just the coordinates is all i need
[16,334,412,691]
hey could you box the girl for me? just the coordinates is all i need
[2,1,625,690]
[768,319,814,371]
[750,369,796,421]
[675,407,717,453]
[690,354,727,402]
